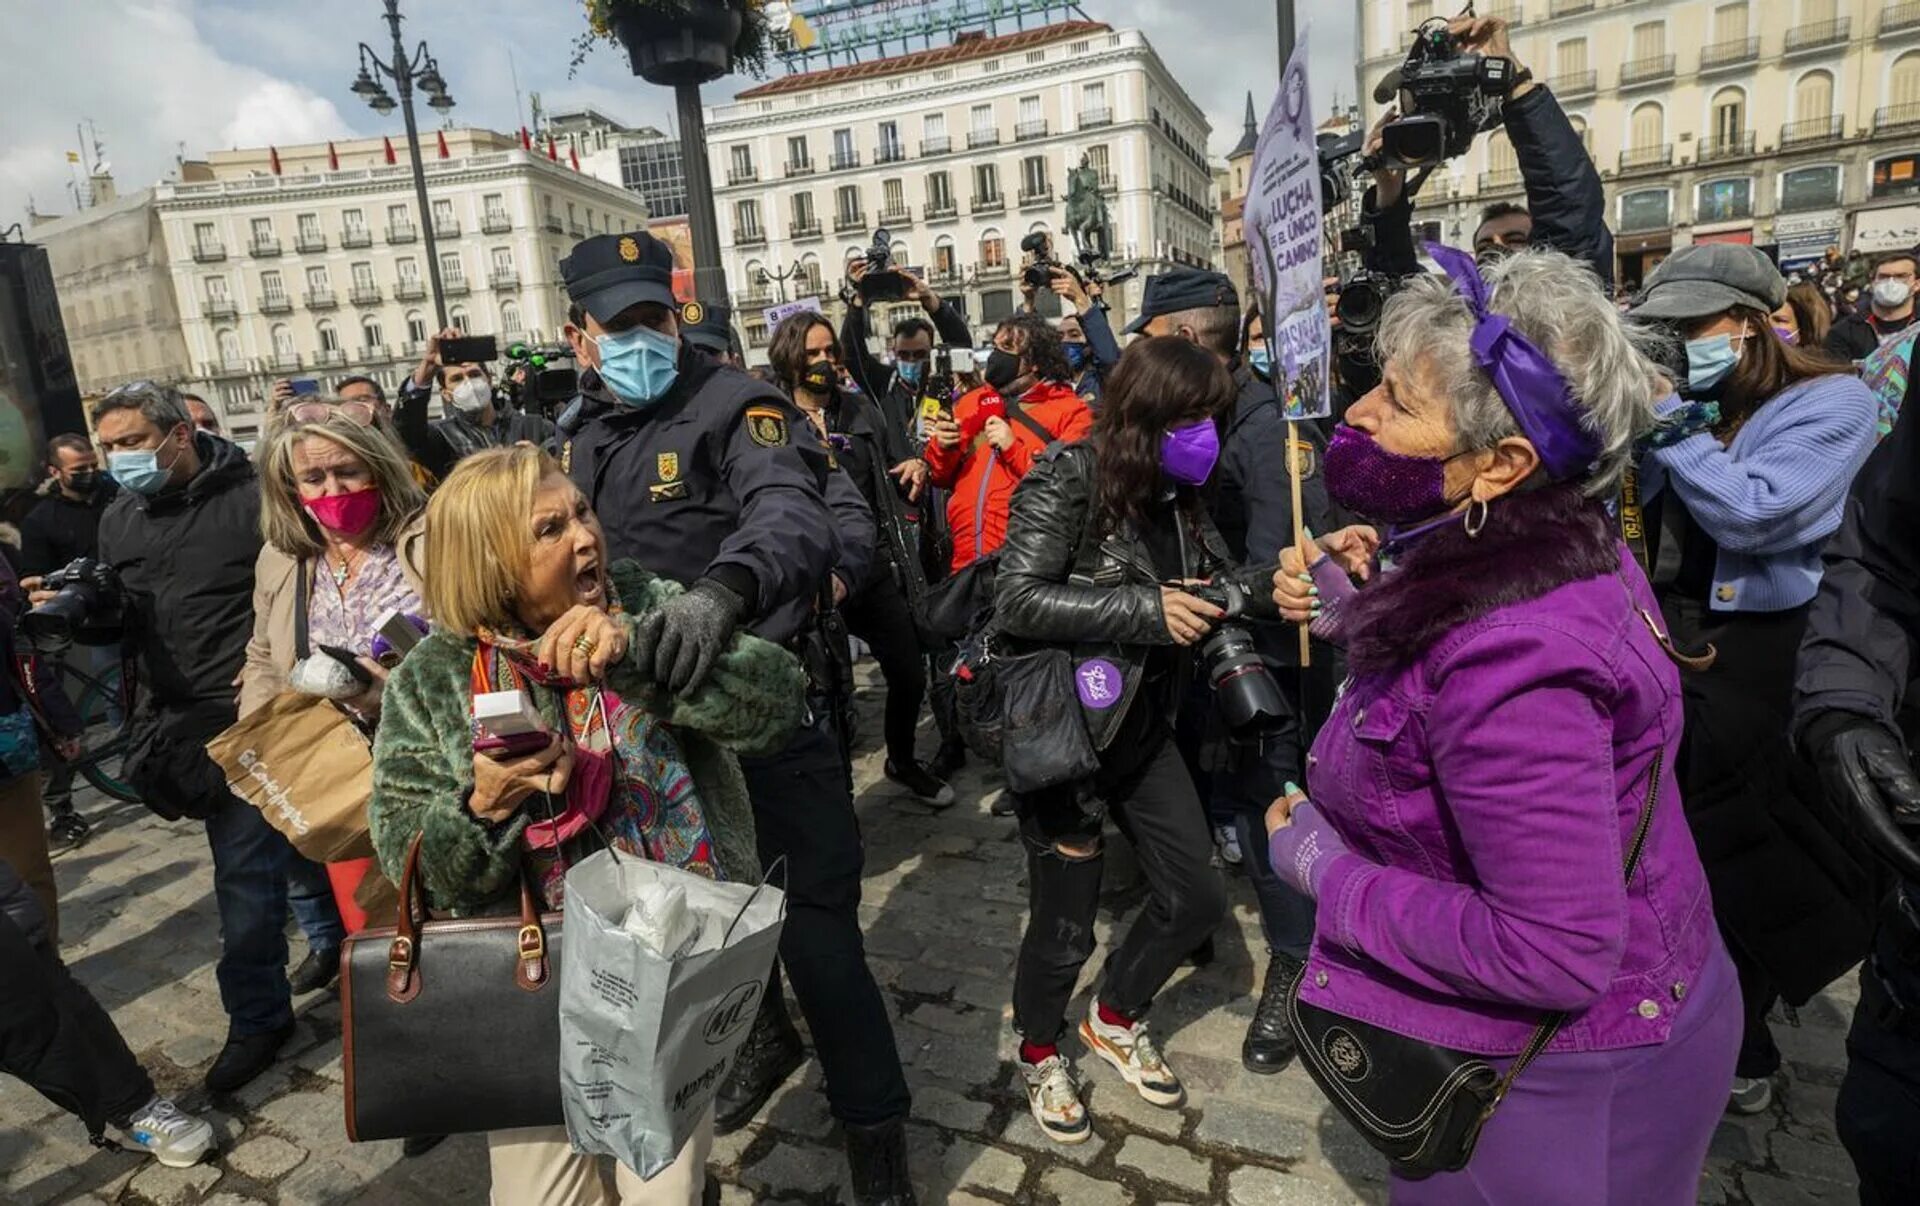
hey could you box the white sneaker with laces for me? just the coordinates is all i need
[1017,1050,1091,1144]
[1079,1001,1184,1107]
[114,1096,214,1168]
[1213,823,1244,866]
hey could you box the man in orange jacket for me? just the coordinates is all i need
[923,313,1094,572]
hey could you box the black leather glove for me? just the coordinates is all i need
[649,578,745,696]
[1811,715,1920,883]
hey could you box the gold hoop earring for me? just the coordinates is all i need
[1463,498,1489,538]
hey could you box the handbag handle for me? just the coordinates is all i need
[385,829,553,1004]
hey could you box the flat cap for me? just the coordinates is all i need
[1629,243,1786,323]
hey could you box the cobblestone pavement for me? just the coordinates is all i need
[0,670,1870,1204]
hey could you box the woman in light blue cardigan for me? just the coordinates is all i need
[1629,242,1879,1120]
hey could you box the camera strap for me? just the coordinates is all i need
[295,559,312,662]
[1004,399,1057,449]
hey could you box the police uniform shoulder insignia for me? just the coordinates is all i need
[681,301,705,327]
[560,440,573,474]
[744,405,790,448]
[656,451,680,482]
[618,236,641,263]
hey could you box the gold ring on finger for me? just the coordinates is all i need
[573,635,598,655]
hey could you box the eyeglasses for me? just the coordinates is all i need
[287,400,378,428]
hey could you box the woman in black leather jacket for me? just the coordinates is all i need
[993,336,1275,1144]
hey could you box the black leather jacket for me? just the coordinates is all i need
[995,441,1275,749]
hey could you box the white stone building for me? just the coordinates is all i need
[152,130,650,441]
[703,19,1215,357]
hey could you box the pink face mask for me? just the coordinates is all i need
[302,487,381,536]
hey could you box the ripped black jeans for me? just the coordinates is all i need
[1011,729,1227,1044]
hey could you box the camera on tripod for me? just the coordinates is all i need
[20,558,122,653]
[856,229,910,301]
[1185,578,1290,740]
[1373,18,1512,168]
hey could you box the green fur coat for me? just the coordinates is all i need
[368,561,805,914]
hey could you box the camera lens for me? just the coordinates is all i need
[1380,115,1448,169]
[1336,277,1387,335]
[19,584,93,652]
[1201,626,1290,739]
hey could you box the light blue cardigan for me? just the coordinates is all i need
[1639,374,1878,612]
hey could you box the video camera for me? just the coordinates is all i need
[857,229,911,302]
[20,558,122,653]
[1373,17,1512,169]
[1022,231,1138,294]
[504,341,579,412]
[1186,578,1289,740]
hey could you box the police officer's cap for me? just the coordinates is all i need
[562,231,678,325]
[1120,269,1240,335]
[684,303,736,354]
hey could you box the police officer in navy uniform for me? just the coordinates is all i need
[559,231,915,1205]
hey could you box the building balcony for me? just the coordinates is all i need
[1698,36,1759,73]
[568,221,586,238]
[1876,103,1920,133]
[1550,69,1596,98]
[1781,115,1845,147]
[1618,144,1674,172]
[1785,17,1851,56]
[249,236,282,257]
[386,223,417,243]
[1548,0,1594,16]
[877,207,913,228]
[920,136,952,157]
[1015,120,1050,141]
[976,261,1011,282]
[295,233,327,253]
[1476,167,1523,193]
[341,228,373,249]
[400,340,427,359]
[304,289,337,309]
[875,144,908,165]
[971,194,1005,215]
[1018,186,1054,208]
[1697,131,1757,162]
[736,226,768,247]
[785,159,816,178]
[924,201,958,221]
[269,352,301,371]
[482,213,512,234]
[202,298,237,320]
[441,276,470,296]
[790,218,823,240]
[542,215,564,234]
[1882,3,1920,39]
[833,210,866,233]
[741,288,774,307]
[727,165,759,185]
[192,240,226,263]
[349,285,382,306]
[967,129,1001,150]
[393,280,426,301]
[259,294,293,314]
[357,343,390,364]
[1079,107,1113,129]
[489,268,520,289]
[434,218,461,238]
[313,348,348,367]
[1618,54,1675,89]
[829,150,861,171]
[211,358,251,377]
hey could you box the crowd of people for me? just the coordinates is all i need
[3,12,1920,1205]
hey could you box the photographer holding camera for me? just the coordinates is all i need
[841,254,973,446]
[1019,234,1122,406]
[394,328,555,480]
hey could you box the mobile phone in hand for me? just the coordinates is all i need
[440,335,498,365]
[289,378,321,396]
[472,689,553,760]
[315,644,374,687]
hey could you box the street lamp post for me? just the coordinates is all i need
[756,262,801,304]
[351,0,457,330]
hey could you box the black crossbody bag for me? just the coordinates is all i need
[1284,751,1664,1179]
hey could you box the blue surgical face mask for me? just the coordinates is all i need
[1685,329,1746,393]
[107,431,185,496]
[593,325,680,407]
[896,358,926,387]
[1248,346,1273,379]
[1063,343,1089,373]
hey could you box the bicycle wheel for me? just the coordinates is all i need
[58,660,139,803]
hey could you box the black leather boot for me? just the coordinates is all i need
[713,965,804,1135]
[1242,952,1302,1074]
[844,1114,916,1205]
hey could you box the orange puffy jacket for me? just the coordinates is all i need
[922,381,1094,572]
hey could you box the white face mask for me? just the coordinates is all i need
[449,377,492,416]
[1873,279,1914,310]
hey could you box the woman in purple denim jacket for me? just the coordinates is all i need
[1268,248,1740,1204]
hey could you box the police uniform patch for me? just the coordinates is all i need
[560,440,573,474]
[681,301,705,327]
[656,451,680,482]
[618,236,641,263]
[745,405,790,448]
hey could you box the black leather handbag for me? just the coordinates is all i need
[1285,753,1664,1179]
[341,833,563,1141]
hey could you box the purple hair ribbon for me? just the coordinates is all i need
[1423,242,1599,482]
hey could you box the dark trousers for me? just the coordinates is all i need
[204,795,298,1036]
[738,714,910,1126]
[0,910,153,1139]
[1837,888,1920,1206]
[1727,933,1782,1080]
[841,576,928,768]
[1012,735,1227,1042]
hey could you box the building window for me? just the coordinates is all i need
[397,257,420,284]
[387,203,410,229]
[318,322,339,352]
[1630,21,1665,61]
[1021,156,1049,197]
[836,186,861,225]
[433,198,456,230]
[1711,88,1746,143]
[980,289,1015,323]
[927,171,954,210]
[351,262,375,290]
[787,135,810,169]
[271,324,295,356]
[1781,164,1841,211]
[736,199,762,239]
[1713,2,1748,40]
[407,313,427,344]
[1892,52,1920,112]
[1081,82,1106,116]
[1874,154,1920,198]
[1697,178,1753,222]
[298,213,322,241]
[878,121,902,162]
[1019,95,1042,125]
[204,274,229,302]
[730,144,754,179]
[450,307,469,334]
[440,251,464,285]
[1629,102,1664,149]
[216,329,240,362]
[362,319,383,348]
[501,301,523,335]
[260,270,285,302]
[250,217,273,241]
[934,238,955,275]
[1555,38,1587,78]
[799,258,822,295]
[924,113,947,141]
[1087,145,1110,183]
[970,104,993,136]
[832,128,855,168]
[491,247,514,274]
[483,193,507,223]
[1618,189,1671,233]
[974,163,1000,203]
[882,178,905,217]
[981,231,1006,267]
[343,208,367,236]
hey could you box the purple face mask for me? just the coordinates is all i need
[1323,424,1460,524]
[1160,419,1220,485]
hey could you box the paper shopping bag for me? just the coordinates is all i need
[208,692,374,863]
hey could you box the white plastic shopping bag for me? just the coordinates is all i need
[558,849,785,1178]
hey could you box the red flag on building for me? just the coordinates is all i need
[269,146,282,175]
[569,143,581,171]
[327,140,339,171]
[546,136,558,162]
[437,129,450,160]
[520,126,532,151]
[383,136,397,166]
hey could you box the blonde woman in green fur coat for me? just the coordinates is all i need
[368,445,806,1205]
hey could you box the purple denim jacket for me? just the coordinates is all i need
[1299,487,1722,1056]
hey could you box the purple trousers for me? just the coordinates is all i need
[1393,939,1741,1205]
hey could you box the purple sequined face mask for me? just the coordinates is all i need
[1322,424,1465,524]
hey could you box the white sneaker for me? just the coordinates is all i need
[1079,1001,1184,1107]
[114,1096,214,1168]
[1213,824,1244,866]
[1017,1050,1091,1144]
[1728,1075,1773,1115]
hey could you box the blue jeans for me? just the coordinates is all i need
[287,854,344,953]
[202,795,342,1035]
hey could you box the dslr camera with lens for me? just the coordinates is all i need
[1374,18,1512,169]
[1021,231,1065,292]
[1186,578,1291,740]
[857,228,910,301]
[20,557,122,652]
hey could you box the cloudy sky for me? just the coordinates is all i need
[0,0,1359,229]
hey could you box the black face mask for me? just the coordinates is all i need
[984,349,1022,392]
[800,361,837,394]
[64,470,100,495]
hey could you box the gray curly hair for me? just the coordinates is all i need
[1374,248,1669,497]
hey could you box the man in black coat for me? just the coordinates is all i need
[840,265,973,447]
[91,384,342,1095]
[1794,379,1920,1205]
[395,329,554,480]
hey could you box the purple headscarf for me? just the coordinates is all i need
[1423,242,1599,482]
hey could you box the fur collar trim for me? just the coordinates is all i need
[1341,484,1620,676]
